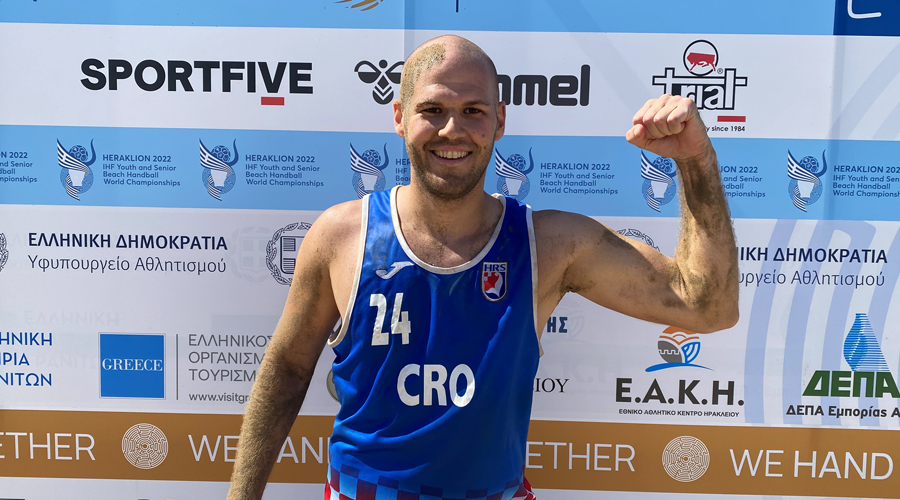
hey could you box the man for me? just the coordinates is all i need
[228,35,738,500]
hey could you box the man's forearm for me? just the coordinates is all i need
[228,355,312,500]
[674,148,739,330]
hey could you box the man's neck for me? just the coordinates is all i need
[395,183,503,267]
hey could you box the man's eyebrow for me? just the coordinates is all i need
[415,100,443,109]
[414,99,491,109]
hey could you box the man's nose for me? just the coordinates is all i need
[438,113,465,139]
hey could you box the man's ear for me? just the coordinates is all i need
[393,99,405,138]
[494,101,506,141]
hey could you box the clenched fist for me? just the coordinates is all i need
[626,94,713,164]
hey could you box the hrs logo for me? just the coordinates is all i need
[369,293,475,408]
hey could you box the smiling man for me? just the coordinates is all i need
[228,35,738,500]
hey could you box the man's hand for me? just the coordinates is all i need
[625,94,712,163]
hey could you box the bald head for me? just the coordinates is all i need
[399,35,499,111]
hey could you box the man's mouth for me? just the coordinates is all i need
[432,150,471,160]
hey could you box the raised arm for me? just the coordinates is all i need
[535,94,738,333]
[227,201,360,500]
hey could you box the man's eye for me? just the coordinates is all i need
[465,108,482,114]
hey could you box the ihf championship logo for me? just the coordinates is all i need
[57,139,96,200]
[640,152,676,211]
[646,326,710,372]
[200,139,238,201]
[787,150,827,212]
[266,222,312,285]
[494,148,533,201]
[354,59,403,104]
[350,143,389,198]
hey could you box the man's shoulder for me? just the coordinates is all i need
[532,208,598,242]
[303,199,364,259]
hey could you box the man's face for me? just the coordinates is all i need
[393,54,506,201]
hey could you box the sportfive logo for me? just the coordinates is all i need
[81,59,313,106]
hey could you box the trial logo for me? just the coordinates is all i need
[200,139,238,201]
[787,150,827,212]
[481,261,508,302]
[495,147,534,201]
[350,143,389,198]
[640,152,676,212]
[355,59,403,105]
[99,333,165,399]
[266,222,313,285]
[57,139,96,200]
[652,40,748,114]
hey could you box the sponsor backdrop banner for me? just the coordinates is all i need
[1,1,900,499]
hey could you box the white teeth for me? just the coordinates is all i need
[435,150,468,159]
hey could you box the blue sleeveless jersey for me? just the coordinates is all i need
[326,186,541,500]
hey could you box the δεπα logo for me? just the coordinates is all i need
[803,313,900,398]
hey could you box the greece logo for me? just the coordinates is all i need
[787,150,827,212]
[640,152,676,211]
[200,139,238,200]
[494,147,533,201]
[350,143,389,198]
[57,139,95,200]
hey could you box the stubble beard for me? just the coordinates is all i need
[406,140,494,202]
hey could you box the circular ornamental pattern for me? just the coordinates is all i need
[662,435,710,482]
[122,423,169,469]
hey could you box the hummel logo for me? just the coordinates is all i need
[376,261,413,279]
